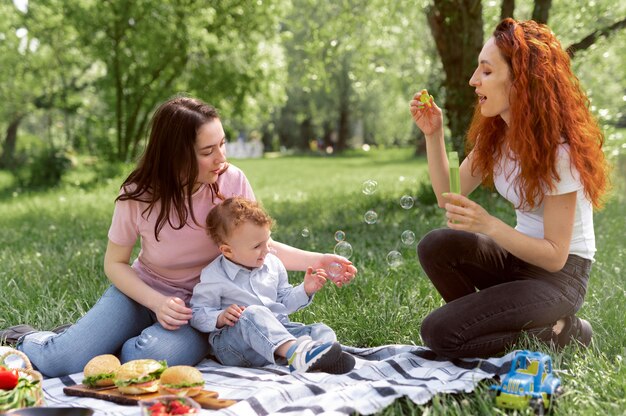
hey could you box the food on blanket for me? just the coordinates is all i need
[140,395,200,416]
[82,354,121,387]
[158,366,205,397]
[114,359,167,395]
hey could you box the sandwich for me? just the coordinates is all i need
[82,354,121,387]
[158,365,205,397]
[114,359,167,395]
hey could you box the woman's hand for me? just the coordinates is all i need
[217,304,246,328]
[155,296,193,330]
[442,193,497,236]
[409,89,443,136]
[303,266,328,296]
[313,254,357,287]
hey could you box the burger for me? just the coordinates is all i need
[82,354,121,387]
[114,359,167,395]
[158,365,205,397]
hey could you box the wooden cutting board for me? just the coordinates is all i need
[63,384,237,410]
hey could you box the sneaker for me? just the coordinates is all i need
[0,325,37,346]
[558,316,592,348]
[321,352,356,375]
[286,336,342,373]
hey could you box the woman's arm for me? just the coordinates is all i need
[269,240,357,286]
[410,92,482,206]
[443,191,577,272]
[103,240,192,329]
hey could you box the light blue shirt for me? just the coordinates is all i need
[190,253,312,332]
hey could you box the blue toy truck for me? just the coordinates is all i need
[490,350,563,415]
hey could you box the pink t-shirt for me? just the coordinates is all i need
[108,165,255,303]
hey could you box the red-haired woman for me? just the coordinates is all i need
[409,18,608,358]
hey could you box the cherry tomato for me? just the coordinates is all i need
[0,368,19,390]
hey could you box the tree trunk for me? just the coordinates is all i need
[322,121,333,150]
[532,0,551,24]
[334,54,352,152]
[299,117,314,150]
[427,0,483,157]
[337,103,350,152]
[0,114,25,169]
[500,0,515,20]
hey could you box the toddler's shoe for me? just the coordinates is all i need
[321,351,356,374]
[287,336,342,373]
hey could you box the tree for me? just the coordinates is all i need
[40,0,289,162]
[427,0,483,157]
[424,0,626,157]
[0,1,89,169]
[279,0,436,152]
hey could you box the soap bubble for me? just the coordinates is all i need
[334,230,346,242]
[362,179,378,195]
[328,262,343,280]
[364,210,378,224]
[301,228,310,238]
[401,230,416,245]
[400,195,414,209]
[387,250,403,268]
[334,241,353,259]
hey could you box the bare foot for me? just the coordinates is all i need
[552,318,565,335]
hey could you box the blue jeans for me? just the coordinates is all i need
[417,229,591,358]
[209,304,336,367]
[17,286,210,377]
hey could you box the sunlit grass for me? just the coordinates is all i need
[1,145,625,414]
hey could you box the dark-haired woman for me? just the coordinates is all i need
[7,97,357,376]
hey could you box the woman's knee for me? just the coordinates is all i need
[121,325,209,366]
[420,310,461,356]
[418,229,455,262]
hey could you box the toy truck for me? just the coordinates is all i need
[490,350,563,415]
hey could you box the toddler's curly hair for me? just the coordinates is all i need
[206,197,274,245]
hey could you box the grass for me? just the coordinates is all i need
[1,146,625,415]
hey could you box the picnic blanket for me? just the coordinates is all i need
[41,345,514,415]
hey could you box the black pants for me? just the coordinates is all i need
[417,228,591,358]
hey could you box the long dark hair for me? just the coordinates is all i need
[117,96,225,240]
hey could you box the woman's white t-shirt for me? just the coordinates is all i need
[493,143,595,261]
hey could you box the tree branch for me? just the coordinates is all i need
[567,17,626,58]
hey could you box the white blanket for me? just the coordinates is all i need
[41,345,514,415]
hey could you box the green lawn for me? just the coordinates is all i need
[1,147,625,415]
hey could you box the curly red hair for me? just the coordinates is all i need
[467,18,608,209]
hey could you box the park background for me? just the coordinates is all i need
[1,0,625,415]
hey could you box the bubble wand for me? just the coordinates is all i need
[448,151,460,195]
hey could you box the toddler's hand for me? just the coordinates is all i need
[315,254,357,287]
[303,266,328,296]
[217,304,246,328]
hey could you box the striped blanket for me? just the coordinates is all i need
[42,345,514,415]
